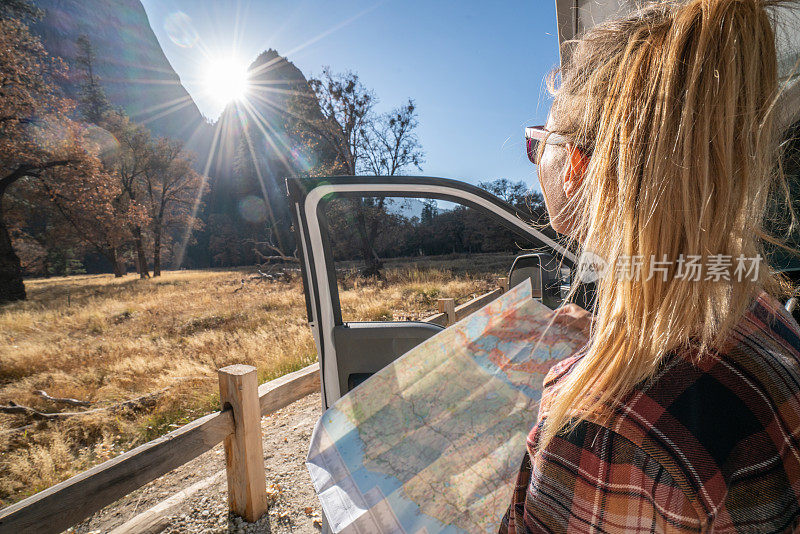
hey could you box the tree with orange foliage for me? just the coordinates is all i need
[0,6,111,301]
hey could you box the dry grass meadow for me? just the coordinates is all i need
[0,254,512,506]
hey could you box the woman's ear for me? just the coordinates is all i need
[563,145,589,198]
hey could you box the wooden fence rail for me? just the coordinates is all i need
[0,279,502,534]
[0,364,320,534]
[424,283,506,327]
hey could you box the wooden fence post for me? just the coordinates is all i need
[498,277,509,293]
[218,365,268,522]
[438,298,456,325]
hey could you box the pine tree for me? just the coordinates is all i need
[421,199,438,225]
[75,35,110,124]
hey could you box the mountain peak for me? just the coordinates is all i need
[247,48,306,85]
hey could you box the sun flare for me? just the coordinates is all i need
[203,57,250,105]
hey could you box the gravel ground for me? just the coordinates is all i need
[70,393,323,534]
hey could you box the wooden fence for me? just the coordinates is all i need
[424,277,507,327]
[0,279,508,534]
[0,365,319,534]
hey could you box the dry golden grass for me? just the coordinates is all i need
[0,257,508,506]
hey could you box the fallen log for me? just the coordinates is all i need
[0,402,61,421]
[34,390,91,407]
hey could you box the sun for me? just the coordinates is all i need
[203,57,250,105]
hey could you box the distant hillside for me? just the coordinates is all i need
[31,0,213,154]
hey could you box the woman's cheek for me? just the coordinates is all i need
[538,152,568,234]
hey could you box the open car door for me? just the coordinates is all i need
[287,175,588,409]
[290,2,800,415]
[288,2,800,417]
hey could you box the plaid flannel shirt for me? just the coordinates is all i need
[500,291,800,533]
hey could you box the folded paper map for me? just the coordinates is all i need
[306,280,589,533]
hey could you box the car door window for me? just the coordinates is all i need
[321,193,553,323]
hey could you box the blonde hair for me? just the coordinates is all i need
[540,0,796,452]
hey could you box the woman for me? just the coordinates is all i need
[501,0,800,532]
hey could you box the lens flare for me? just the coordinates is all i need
[238,195,267,223]
[290,146,313,172]
[164,12,199,48]
[83,125,119,158]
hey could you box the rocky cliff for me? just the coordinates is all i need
[31,0,213,154]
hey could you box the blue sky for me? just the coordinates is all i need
[140,0,561,189]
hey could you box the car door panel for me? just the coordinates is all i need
[287,175,578,409]
[332,321,443,397]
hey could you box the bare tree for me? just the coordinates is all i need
[289,67,375,176]
[103,112,153,278]
[287,69,423,276]
[361,99,424,176]
[142,137,204,276]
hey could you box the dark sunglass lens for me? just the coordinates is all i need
[526,137,540,164]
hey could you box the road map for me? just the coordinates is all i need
[306,280,589,533]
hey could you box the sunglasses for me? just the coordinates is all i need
[525,126,571,165]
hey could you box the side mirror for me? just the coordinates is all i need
[508,253,564,309]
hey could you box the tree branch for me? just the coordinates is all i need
[0,160,72,192]
[0,389,165,421]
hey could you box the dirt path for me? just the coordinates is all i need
[69,393,323,534]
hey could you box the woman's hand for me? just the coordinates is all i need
[553,303,594,337]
